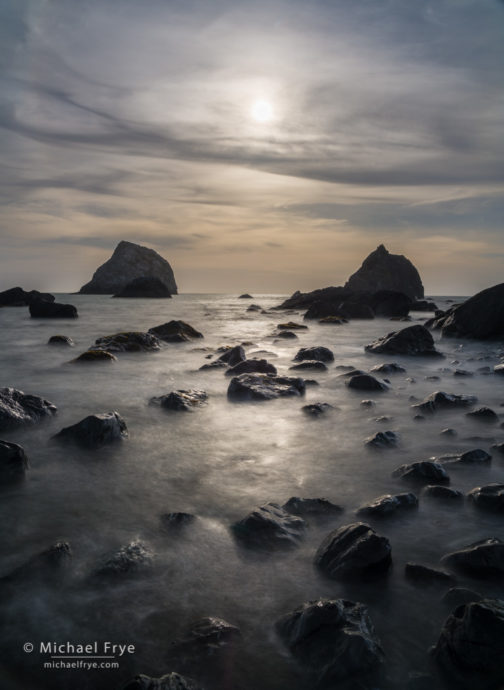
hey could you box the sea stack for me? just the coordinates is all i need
[79,240,178,295]
[345,244,424,300]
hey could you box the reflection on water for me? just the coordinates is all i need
[0,294,503,689]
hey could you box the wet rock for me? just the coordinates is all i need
[293,346,334,363]
[283,496,343,517]
[95,332,160,352]
[422,485,463,500]
[302,402,334,416]
[494,364,504,375]
[275,598,385,685]
[0,440,29,481]
[0,542,71,584]
[456,448,492,464]
[167,617,241,665]
[339,368,368,378]
[442,587,483,608]
[318,316,346,325]
[29,301,78,318]
[411,299,438,311]
[454,369,473,377]
[346,374,388,392]
[246,304,262,312]
[360,399,375,407]
[231,503,305,549]
[375,415,392,423]
[431,599,504,689]
[274,330,298,339]
[304,300,345,320]
[0,387,57,431]
[290,360,328,371]
[392,461,449,484]
[357,493,417,516]
[160,512,195,531]
[215,345,245,367]
[370,362,406,374]
[72,349,117,363]
[441,538,504,576]
[440,428,457,437]
[466,406,499,423]
[48,335,74,346]
[148,320,203,343]
[365,325,442,357]
[365,430,398,448]
[227,374,305,401]
[467,483,504,512]
[239,293,253,298]
[123,673,202,690]
[405,563,455,586]
[150,390,208,412]
[225,359,277,377]
[114,276,172,298]
[371,289,412,317]
[314,522,392,579]
[92,541,154,579]
[0,286,54,306]
[53,411,128,447]
[412,391,477,413]
[277,321,308,330]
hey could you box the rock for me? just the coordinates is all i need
[344,244,424,299]
[53,412,127,448]
[346,374,388,392]
[494,364,504,375]
[442,587,483,607]
[357,493,417,516]
[293,346,334,363]
[302,402,334,416]
[314,522,392,579]
[113,276,173,298]
[491,442,504,454]
[427,282,504,339]
[274,330,298,339]
[0,542,71,584]
[79,240,177,294]
[246,304,262,312]
[360,399,375,407]
[411,299,438,311]
[456,448,492,464]
[422,485,463,500]
[225,359,277,377]
[365,430,398,448]
[238,293,253,298]
[339,368,368,378]
[371,290,412,317]
[290,360,328,371]
[277,286,348,311]
[198,359,228,370]
[365,325,442,357]
[167,617,241,663]
[319,316,346,325]
[275,598,384,685]
[0,387,57,431]
[339,302,375,319]
[277,321,308,330]
[94,332,160,352]
[454,369,473,377]
[48,335,74,346]
[123,673,202,690]
[0,287,55,306]
[467,483,504,512]
[150,390,208,411]
[227,374,305,401]
[231,503,305,549]
[431,599,504,689]
[0,440,29,481]
[283,496,343,517]
[441,538,504,576]
[215,345,246,367]
[405,563,455,586]
[440,428,457,437]
[370,362,406,374]
[29,301,78,318]
[304,300,345,320]
[160,512,195,531]
[466,406,499,423]
[148,321,203,343]
[92,541,154,579]
[392,461,449,484]
[412,391,478,413]
[72,349,117,363]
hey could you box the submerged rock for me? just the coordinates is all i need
[346,374,388,392]
[225,359,277,377]
[227,374,305,401]
[290,360,328,371]
[467,483,504,512]
[0,440,29,481]
[275,598,385,685]
[246,304,262,312]
[466,406,499,423]
[29,301,78,318]
[0,387,57,431]
[293,346,334,363]
[168,617,241,660]
[0,286,55,307]
[72,349,117,363]
[48,335,74,346]
[277,321,308,330]
[150,390,208,412]
[238,293,253,299]
[274,330,298,339]
[392,461,449,484]
[318,315,347,325]
[92,541,154,579]
[422,485,463,500]
[231,503,305,549]
[365,430,398,448]
[160,512,195,531]
[53,411,128,448]
[441,538,504,576]
[282,496,343,517]
[412,391,478,413]
[123,673,202,690]
[357,493,417,517]
[148,320,203,342]
[370,362,406,374]
[94,332,160,352]
[455,448,492,464]
[0,541,72,584]
[301,402,334,416]
[215,345,246,367]
[314,522,392,579]
[113,276,173,298]
[365,325,442,357]
[405,563,455,586]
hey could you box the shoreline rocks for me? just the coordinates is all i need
[0,287,55,307]
[94,332,160,352]
[227,374,306,401]
[52,412,128,447]
[365,325,442,357]
[149,321,203,342]
[231,503,305,549]
[150,390,208,412]
[0,387,57,431]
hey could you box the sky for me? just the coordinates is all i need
[0,0,503,295]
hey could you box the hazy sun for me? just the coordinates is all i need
[251,100,274,123]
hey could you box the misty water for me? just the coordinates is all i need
[1,294,503,690]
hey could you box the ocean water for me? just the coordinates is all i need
[0,293,503,690]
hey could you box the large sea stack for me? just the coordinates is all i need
[79,241,178,295]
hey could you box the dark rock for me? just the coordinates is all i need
[365,325,442,357]
[318,315,346,325]
[231,503,305,549]
[274,330,298,339]
[392,461,449,483]
[215,345,245,366]
[454,369,473,377]
[123,673,202,690]
[275,598,384,685]
[29,301,78,318]
[150,390,208,412]
[375,415,393,423]
[48,335,74,346]
[148,320,203,343]
[405,563,455,586]
[360,399,375,407]
[225,359,277,377]
[442,587,483,607]
[92,541,154,579]
[0,440,29,481]
[365,430,398,448]
[0,387,57,431]
[457,448,492,464]
[199,359,228,370]
[238,293,253,298]
[227,374,305,401]
[441,538,504,576]
[290,360,328,371]
[0,287,55,307]
[304,300,345,320]
[167,617,241,664]
[339,368,368,378]
[357,492,417,516]
[72,349,117,363]
[277,321,308,330]
[370,362,406,374]
[412,391,477,413]
[314,522,392,579]
[422,485,463,500]
[302,402,333,416]
[278,286,348,311]
[283,496,343,517]
[440,428,457,437]
[411,300,438,311]
[293,346,334,363]
[494,364,504,375]
[53,411,127,448]
[371,289,412,317]
[346,374,388,392]
[113,276,172,298]
[246,304,262,312]
[467,483,504,512]
[491,442,504,454]
[431,599,504,689]
[339,301,375,319]
[466,406,499,423]
[160,512,195,531]
[0,542,71,584]
[94,332,160,352]
[79,240,177,294]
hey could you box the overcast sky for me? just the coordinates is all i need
[1,0,503,294]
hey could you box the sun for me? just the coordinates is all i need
[251,100,274,123]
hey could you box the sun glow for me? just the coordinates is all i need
[251,100,274,123]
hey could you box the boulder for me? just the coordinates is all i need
[225,359,277,377]
[346,374,388,392]
[365,325,442,357]
[48,335,74,346]
[275,598,384,685]
[494,364,504,375]
[441,538,504,576]
[160,512,195,531]
[426,283,504,339]
[214,345,245,367]
[148,321,203,342]
[274,330,298,339]
[238,293,253,298]
[92,541,154,579]
[94,332,160,352]
[0,440,29,481]
[392,461,449,484]
[318,316,346,325]
[412,391,477,413]
[168,617,241,658]
[357,493,417,517]
[293,346,334,363]
[282,496,343,517]
[0,287,55,307]
[454,449,492,464]
[231,503,305,549]
[365,431,398,448]
[0,542,71,584]
[370,362,406,374]
[411,299,438,311]
[277,321,308,330]
[72,349,117,363]
[113,276,173,298]
[123,673,202,690]
[52,411,128,448]
[150,390,208,412]
[467,483,504,512]
[431,599,504,689]
[29,301,78,318]
[302,402,334,416]
[227,374,305,401]
[344,244,424,299]
[246,304,262,312]
[79,240,177,294]
[290,360,328,371]
[314,522,392,579]
[466,407,499,423]
[0,387,57,431]
[422,486,463,500]
[405,563,455,586]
